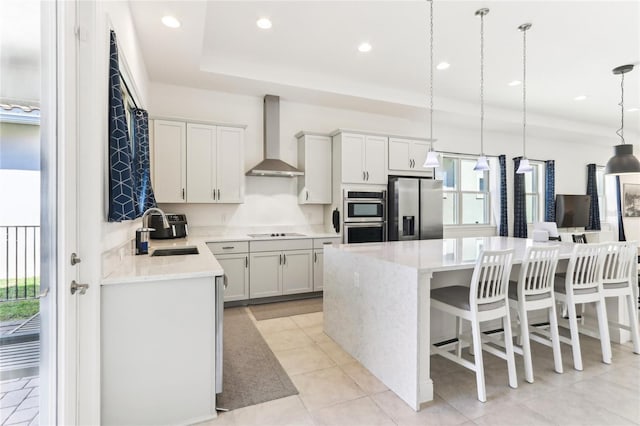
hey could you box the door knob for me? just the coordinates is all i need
[70,280,89,295]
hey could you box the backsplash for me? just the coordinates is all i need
[158,176,324,228]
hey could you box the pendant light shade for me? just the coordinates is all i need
[423,0,440,169]
[516,157,533,173]
[423,149,441,168]
[605,144,640,174]
[473,8,491,172]
[516,23,533,174]
[474,155,490,172]
[605,64,640,175]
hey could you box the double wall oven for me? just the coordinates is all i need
[343,189,387,244]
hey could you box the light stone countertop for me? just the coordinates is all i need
[101,231,342,285]
[327,236,577,273]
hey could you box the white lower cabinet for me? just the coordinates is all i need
[207,241,249,302]
[313,251,324,291]
[216,253,249,301]
[249,250,313,298]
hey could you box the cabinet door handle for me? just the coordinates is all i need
[283,254,286,264]
[182,188,185,200]
[314,252,317,263]
[366,171,369,181]
[306,190,309,201]
[218,189,221,200]
[245,256,248,268]
[362,171,366,181]
[279,254,282,265]
[212,189,216,200]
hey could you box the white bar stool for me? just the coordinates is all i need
[431,249,517,402]
[508,245,563,383]
[554,243,612,371]
[601,241,640,354]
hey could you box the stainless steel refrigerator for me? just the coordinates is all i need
[388,177,443,240]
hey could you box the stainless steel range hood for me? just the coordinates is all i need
[246,95,304,177]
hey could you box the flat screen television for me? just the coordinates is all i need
[555,194,591,228]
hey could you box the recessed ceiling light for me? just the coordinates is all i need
[436,62,450,70]
[161,15,181,28]
[508,80,522,86]
[574,95,587,101]
[627,107,639,112]
[358,42,372,53]
[256,18,272,29]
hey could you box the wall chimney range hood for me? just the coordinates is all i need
[246,95,304,177]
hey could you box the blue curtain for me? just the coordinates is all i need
[544,160,555,222]
[132,108,157,215]
[499,155,508,236]
[586,163,601,230]
[513,157,527,238]
[108,30,138,221]
[616,176,626,241]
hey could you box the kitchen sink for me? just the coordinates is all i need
[150,246,199,256]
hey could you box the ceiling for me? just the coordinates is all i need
[129,1,640,141]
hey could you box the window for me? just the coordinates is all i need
[435,156,490,225]
[524,161,544,223]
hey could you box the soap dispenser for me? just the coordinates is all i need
[135,227,155,255]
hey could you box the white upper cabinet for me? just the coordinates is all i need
[338,133,388,184]
[297,133,331,204]
[388,137,433,175]
[153,120,187,203]
[154,119,244,204]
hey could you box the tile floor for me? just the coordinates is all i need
[200,307,640,426]
[0,376,39,426]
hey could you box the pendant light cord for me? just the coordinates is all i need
[617,73,625,144]
[479,11,485,155]
[522,26,527,158]
[429,0,434,144]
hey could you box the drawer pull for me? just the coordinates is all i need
[323,242,332,245]
[222,246,235,249]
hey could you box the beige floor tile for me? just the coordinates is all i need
[301,325,333,344]
[471,401,554,426]
[255,317,300,335]
[310,396,395,426]
[290,311,323,329]
[371,391,469,426]
[339,361,388,394]
[275,345,336,376]
[568,376,640,423]
[598,363,640,391]
[521,387,637,425]
[193,411,236,426]
[231,396,314,426]
[262,328,314,351]
[291,366,365,411]
[317,340,357,365]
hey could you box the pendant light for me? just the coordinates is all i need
[605,64,640,175]
[473,8,490,172]
[516,23,533,174]
[423,0,440,168]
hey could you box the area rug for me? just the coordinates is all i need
[216,307,298,411]
[249,297,323,321]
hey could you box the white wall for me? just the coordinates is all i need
[150,82,615,233]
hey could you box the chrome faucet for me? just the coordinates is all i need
[136,208,171,255]
[141,207,170,229]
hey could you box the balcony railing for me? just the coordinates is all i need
[1,226,40,301]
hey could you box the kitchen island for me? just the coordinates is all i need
[101,239,224,426]
[323,237,577,411]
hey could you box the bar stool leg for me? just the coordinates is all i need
[595,298,612,364]
[625,293,640,354]
[456,316,463,357]
[519,305,534,383]
[470,318,486,402]
[567,300,583,371]
[503,310,518,389]
[548,302,563,374]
